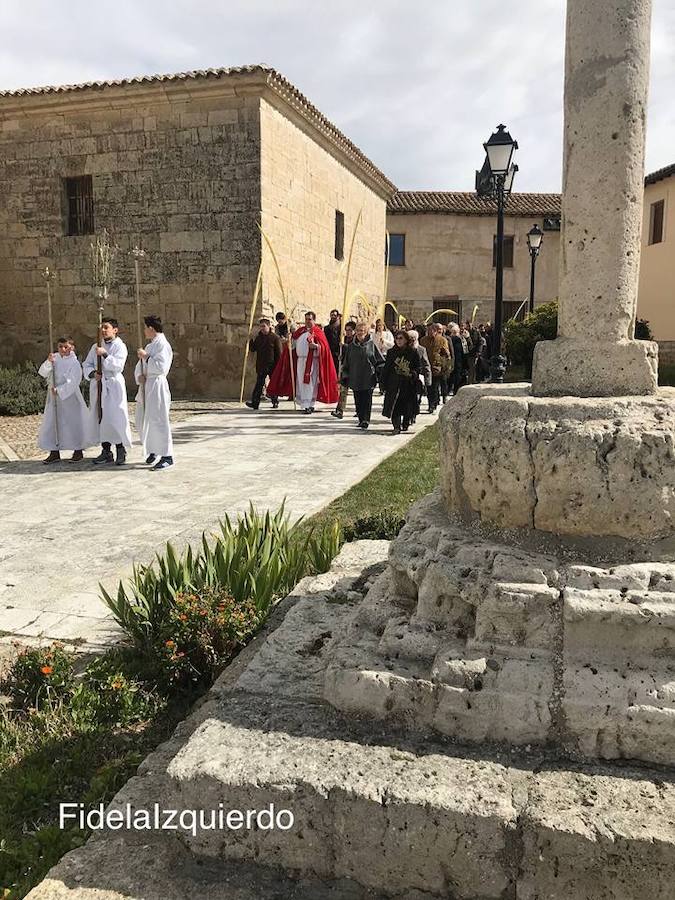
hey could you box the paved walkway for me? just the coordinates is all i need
[0,398,437,651]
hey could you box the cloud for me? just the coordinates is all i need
[0,0,672,191]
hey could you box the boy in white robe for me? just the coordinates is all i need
[37,337,89,464]
[82,317,133,466]
[134,315,174,471]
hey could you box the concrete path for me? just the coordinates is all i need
[0,398,437,651]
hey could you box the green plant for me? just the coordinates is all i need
[102,503,342,653]
[0,362,45,416]
[158,588,261,688]
[503,301,558,378]
[342,511,406,541]
[635,317,653,340]
[3,644,75,711]
[71,658,162,728]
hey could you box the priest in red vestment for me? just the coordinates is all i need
[267,311,339,413]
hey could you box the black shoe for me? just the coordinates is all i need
[359,421,369,430]
[402,425,409,433]
[92,449,114,465]
[43,451,61,465]
[115,446,127,466]
[392,428,401,435]
[309,407,315,413]
[303,408,311,415]
[331,409,343,419]
[271,400,279,409]
[245,401,258,410]
[152,456,174,471]
[70,450,84,462]
[145,454,157,465]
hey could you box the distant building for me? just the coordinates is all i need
[385,191,562,327]
[0,65,393,396]
[638,163,675,364]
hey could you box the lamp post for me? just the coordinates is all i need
[476,124,518,382]
[526,224,543,314]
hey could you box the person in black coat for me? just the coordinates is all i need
[381,331,421,434]
[323,309,342,375]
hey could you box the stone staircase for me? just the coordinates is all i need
[27,539,675,900]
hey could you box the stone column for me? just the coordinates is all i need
[532,0,658,397]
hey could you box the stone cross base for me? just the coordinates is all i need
[439,383,675,541]
[532,338,658,397]
[324,494,675,766]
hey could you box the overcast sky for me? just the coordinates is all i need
[1,0,673,192]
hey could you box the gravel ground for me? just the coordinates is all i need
[0,400,238,460]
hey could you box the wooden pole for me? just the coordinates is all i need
[339,209,363,344]
[131,246,146,407]
[42,266,59,449]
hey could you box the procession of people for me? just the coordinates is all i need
[36,299,494,465]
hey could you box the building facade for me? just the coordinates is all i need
[0,66,393,396]
[385,191,562,327]
[637,163,674,363]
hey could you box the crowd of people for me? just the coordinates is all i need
[35,307,495,467]
[246,310,496,434]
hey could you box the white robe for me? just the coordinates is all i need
[293,330,319,409]
[82,337,133,448]
[134,333,173,457]
[37,352,90,451]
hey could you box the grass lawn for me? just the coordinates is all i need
[303,421,440,535]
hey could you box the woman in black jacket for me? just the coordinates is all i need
[381,331,421,434]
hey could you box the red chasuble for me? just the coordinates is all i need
[267,325,339,404]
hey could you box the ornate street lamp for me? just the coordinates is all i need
[526,224,544,314]
[477,125,518,382]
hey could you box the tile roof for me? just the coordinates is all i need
[645,163,675,186]
[388,191,562,217]
[0,64,396,197]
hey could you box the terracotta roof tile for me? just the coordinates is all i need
[0,64,396,197]
[645,163,675,186]
[387,191,562,217]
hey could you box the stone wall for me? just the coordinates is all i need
[0,85,263,397]
[385,211,561,325]
[259,98,387,325]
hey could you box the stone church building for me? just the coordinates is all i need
[0,65,393,396]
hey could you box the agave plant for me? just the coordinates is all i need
[102,503,343,649]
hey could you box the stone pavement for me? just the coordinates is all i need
[0,397,437,652]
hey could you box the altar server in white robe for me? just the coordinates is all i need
[82,318,133,466]
[37,337,89,464]
[135,315,174,471]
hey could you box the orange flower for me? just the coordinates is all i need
[165,640,176,649]
[40,665,53,675]
[179,614,188,622]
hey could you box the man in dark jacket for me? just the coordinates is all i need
[246,318,283,409]
[323,309,342,374]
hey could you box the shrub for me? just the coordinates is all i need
[0,362,45,416]
[3,644,75,711]
[71,655,162,727]
[342,511,406,541]
[157,587,261,688]
[503,301,558,378]
[635,318,653,340]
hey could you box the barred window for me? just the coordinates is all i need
[335,210,344,260]
[64,176,94,236]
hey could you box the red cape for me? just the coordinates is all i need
[267,325,339,404]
